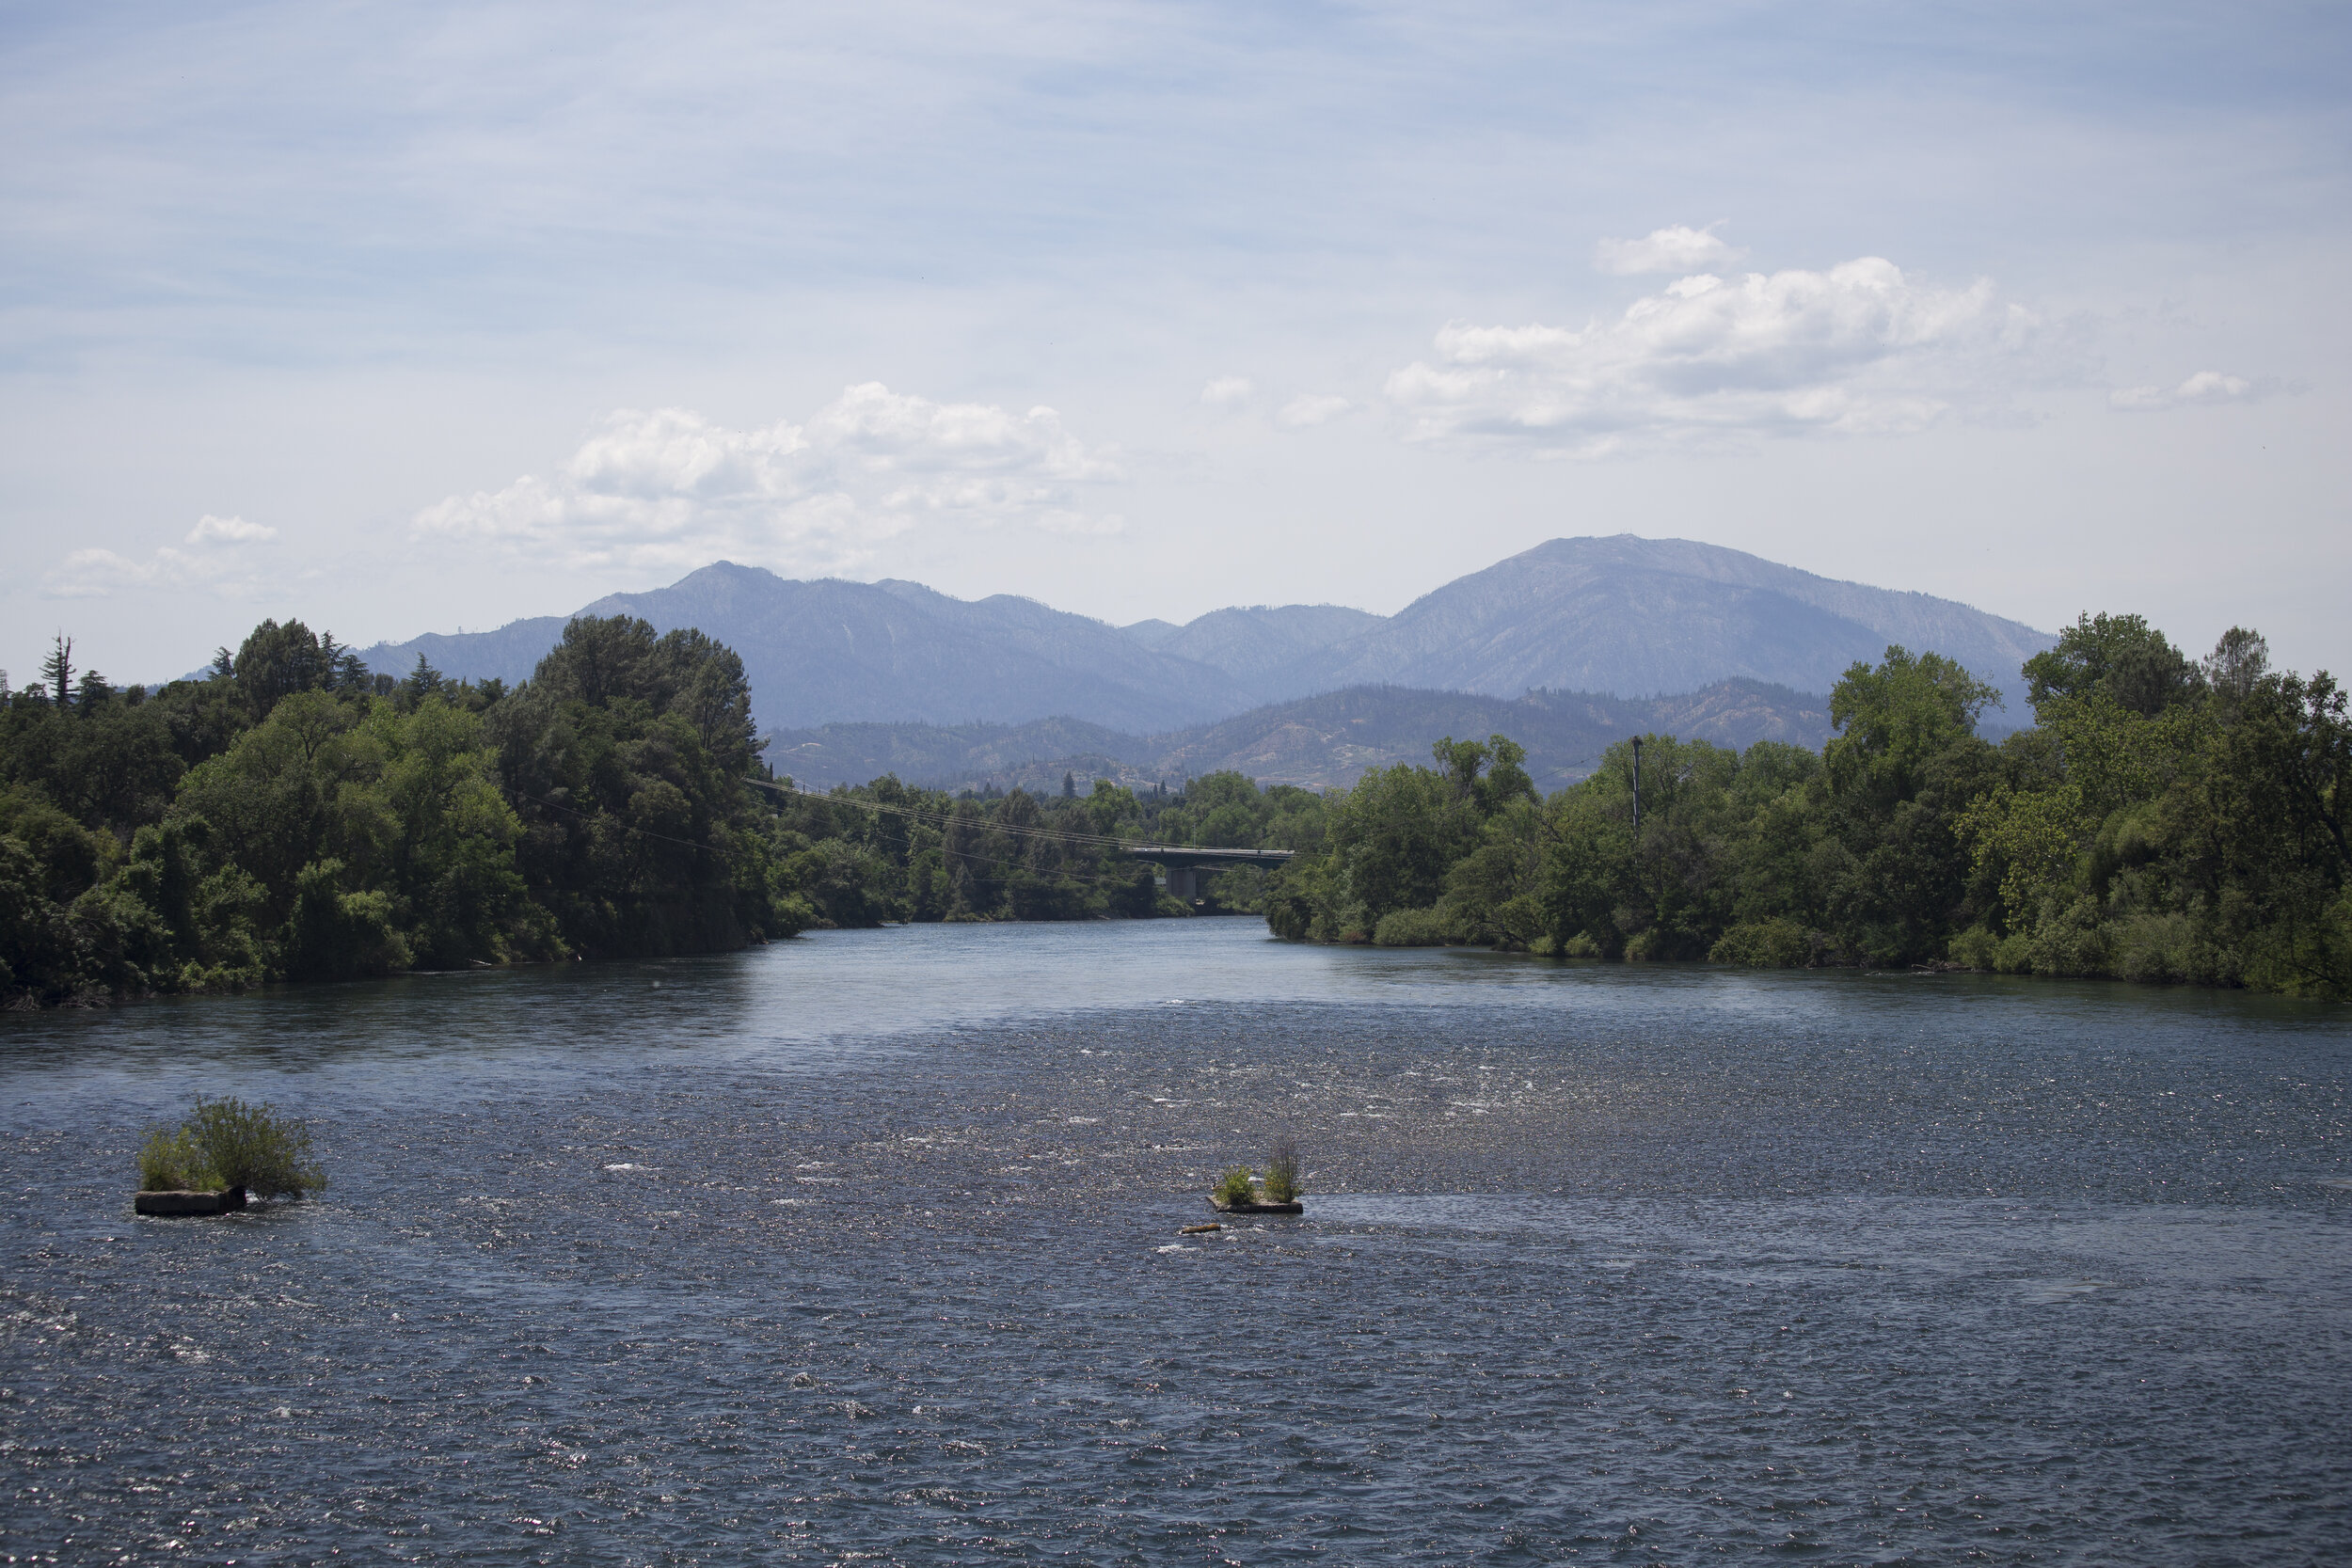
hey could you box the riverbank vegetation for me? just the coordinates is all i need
[1,615,1318,1006]
[13,605,2337,1005]
[1265,617,2349,999]
[759,765,1327,927]
[2,615,797,1005]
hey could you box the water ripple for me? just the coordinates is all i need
[2,920,2347,1562]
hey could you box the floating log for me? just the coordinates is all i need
[134,1187,246,1216]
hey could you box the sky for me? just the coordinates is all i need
[4,0,2347,685]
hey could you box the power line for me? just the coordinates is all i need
[510,779,1278,905]
[516,787,1158,893]
[514,790,719,855]
[747,777,1145,854]
[518,774,1286,879]
[749,778,1296,869]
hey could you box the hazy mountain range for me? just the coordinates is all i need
[763,679,1836,794]
[359,569,1252,734]
[360,536,2053,751]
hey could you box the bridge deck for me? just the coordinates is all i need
[1120,844,1295,864]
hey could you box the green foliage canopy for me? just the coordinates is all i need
[0,614,803,1004]
[1265,630,2351,1000]
[0,611,1332,1003]
[10,604,2341,1006]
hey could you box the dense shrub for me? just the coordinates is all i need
[1709,918,1816,968]
[139,1095,325,1197]
[137,1126,215,1192]
[1372,906,1454,947]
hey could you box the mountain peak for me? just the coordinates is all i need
[1300,534,2048,710]
[357,534,2051,739]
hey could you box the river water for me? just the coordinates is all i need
[3,920,2347,1564]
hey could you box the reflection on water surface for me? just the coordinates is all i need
[3,920,2347,1562]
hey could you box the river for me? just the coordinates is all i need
[4,919,2347,1562]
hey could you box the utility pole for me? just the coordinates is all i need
[1630,736,1642,832]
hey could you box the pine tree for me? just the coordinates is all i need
[321,631,371,693]
[40,635,72,709]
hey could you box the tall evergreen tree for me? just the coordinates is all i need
[40,635,72,710]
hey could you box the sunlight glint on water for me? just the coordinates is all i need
[3,919,2347,1563]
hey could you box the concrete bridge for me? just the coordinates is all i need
[1120,843,1295,902]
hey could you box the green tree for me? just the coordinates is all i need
[492,615,786,956]
[40,635,72,710]
[2024,612,2201,720]
[1824,645,1999,805]
[233,619,338,718]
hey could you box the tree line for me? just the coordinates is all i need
[2,615,791,1005]
[9,606,2342,1005]
[757,766,1327,927]
[1263,615,2349,999]
[0,614,1324,1006]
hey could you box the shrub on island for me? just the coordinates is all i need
[137,1095,325,1212]
[1210,1136,1305,1213]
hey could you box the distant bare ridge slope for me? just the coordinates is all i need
[1275,535,2049,710]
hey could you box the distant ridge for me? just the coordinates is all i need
[1141,604,1388,689]
[1147,536,2051,715]
[358,536,2050,740]
[356,614,571,689]
[763,678,1837,795]
[362,562,1258,733]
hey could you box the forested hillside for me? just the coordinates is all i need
[1264,616,2350,999]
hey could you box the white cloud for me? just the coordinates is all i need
[412,384,1123,575]
[1593,224,1742,276]
[43,514,279,599]
[2109,370,2257,412]
[43,549,154,598]
[184,513,277,545]
[1200,375,1256,408]
[1385,257,2050,458]
[1277,393,1353,429]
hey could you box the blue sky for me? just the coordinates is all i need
[4,0,2347,684]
